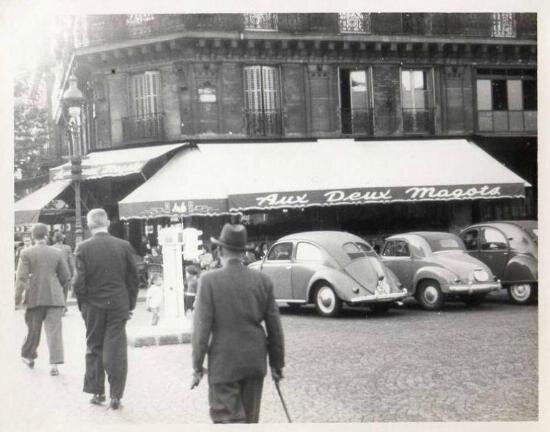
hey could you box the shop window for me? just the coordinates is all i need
[476,69,537,132]
[267,242,293,261]
[243,65,282,136]
[339,68,373,135]
[401,69,434,134]
[480,228,507,250]
[123,71,164,141]
[296,242,323,262]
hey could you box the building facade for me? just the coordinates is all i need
[39,13,536,248]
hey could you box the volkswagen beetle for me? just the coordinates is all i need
[459,220,538,305]
[248,231,408,317]
[380,232,501,311]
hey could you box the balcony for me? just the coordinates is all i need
[340,108,374,135]
[402,108,435,134]
[122,113,165,142]
[338,13,372,34]
[477,110,537,133]
[244,109,283,137]
[243,13,278,31]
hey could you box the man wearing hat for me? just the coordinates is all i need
[191,223,285,423]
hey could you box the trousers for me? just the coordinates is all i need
[81,303,129,399]
[208,376,264,423]
[21,306,64,364]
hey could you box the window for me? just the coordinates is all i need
[480,228,508,250]
[382,240,409,257]
[244,66,282,136]
[243,13,278,31]
[462,229,479,251]
[382,241,395,257]
[267,242,293,261]
[476,69,537,132]
[339,69,373,135]
[123,71,164,141]
[296,243,323,262]
[401,69,434,133]
[491,13,516,38]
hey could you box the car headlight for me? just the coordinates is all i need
[473,269,489,282]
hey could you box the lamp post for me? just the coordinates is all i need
[62,75,85,245]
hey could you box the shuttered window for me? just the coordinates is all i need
[131,71,160,118]
[243,66,281,136]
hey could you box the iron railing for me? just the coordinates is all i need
[340,108,374,135]
[338,13,372,34]
[402,108,435,134]
[122,113,165,141]
[477,110,537,133]
[243,13,278,31]
[244,109,283,136]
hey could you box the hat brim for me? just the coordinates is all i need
[210,237,250,251]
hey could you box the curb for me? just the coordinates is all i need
[128,332,192,347]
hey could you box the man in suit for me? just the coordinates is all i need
[73,208,139,410]
[191,223,285,423]
[15,223,71,376]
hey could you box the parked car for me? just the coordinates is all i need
[248,231,408,317]
[459,220,538,305]
[381,232,501,311]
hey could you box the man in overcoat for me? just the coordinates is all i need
[73,208,139,409]
[191,223,285,423]
[15,223,71,376]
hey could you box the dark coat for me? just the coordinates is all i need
[73,232,139,310]
[192,259,285,384]
[15,244,70,308]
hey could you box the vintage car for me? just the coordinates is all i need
[459,220,538,305]
[381,232,501,311]
[248,231,408,317]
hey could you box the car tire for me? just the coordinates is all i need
[314,284,342,317]
[461,293,487,307]
[416,280,444,311]
[369,303,392,313]
[508,283,535,305]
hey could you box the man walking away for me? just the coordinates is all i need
[191,223,285,423]
[15,223,70,376]
[73,208,139,410]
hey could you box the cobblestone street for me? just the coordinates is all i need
[2,291,537,426]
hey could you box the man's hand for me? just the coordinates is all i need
[271,368,283,383]
[190,369,204,389]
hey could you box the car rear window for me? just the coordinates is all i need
[425,236,465,252]
[343,242,376,259]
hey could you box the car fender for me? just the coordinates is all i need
[413,266,456,294]
[503,254,538,284]
[305,268,362,303]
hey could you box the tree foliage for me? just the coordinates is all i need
[14,74,51,179]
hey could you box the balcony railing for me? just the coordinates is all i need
[338,13,371,34]
[402,108,435,134]
[340,108,374,135]
[243,13,278,31]
[122,113,165,142]
[244,109,283,136]
[477,110,537,133]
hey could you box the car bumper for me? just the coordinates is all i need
[349,290,409,304]
[447,281,501,293]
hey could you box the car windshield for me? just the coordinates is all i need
[424,235,466,252]
[343,242,377,259]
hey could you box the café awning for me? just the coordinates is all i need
[14,180,72,224]
[49,143,185,181]
[118,139,529,219]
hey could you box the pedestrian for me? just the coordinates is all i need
[52,231,76,300]
[191,223,285,423]
[15,223,71,376]
[184,265,199,314]
[73,208,139,410]
[146,274,163,326]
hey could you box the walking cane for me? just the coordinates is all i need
[274,379,292,423]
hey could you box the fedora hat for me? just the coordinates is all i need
[211,223,249,251]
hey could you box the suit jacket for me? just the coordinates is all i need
[53,243,75,278]
[192,259,285,384]
[73,232,139,310]
[15,244,70,308]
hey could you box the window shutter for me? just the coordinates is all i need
[131,71,160,117]
[261,66,279,111]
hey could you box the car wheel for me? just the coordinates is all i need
[508,283,535,305]
[314,284,342,317]
[369,303,391,313]
[461,293,487,307]
[416,280,444,311]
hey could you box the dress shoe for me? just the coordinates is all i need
[90,394,106,405]
[22,357,34,369]
[50,365,59,376]
[109,398,121,410]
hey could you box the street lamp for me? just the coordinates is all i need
[62,75,85,245]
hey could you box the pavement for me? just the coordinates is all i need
[0,290,538,427]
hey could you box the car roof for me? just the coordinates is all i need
[463,220,538,232]
[386,231,457,241]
